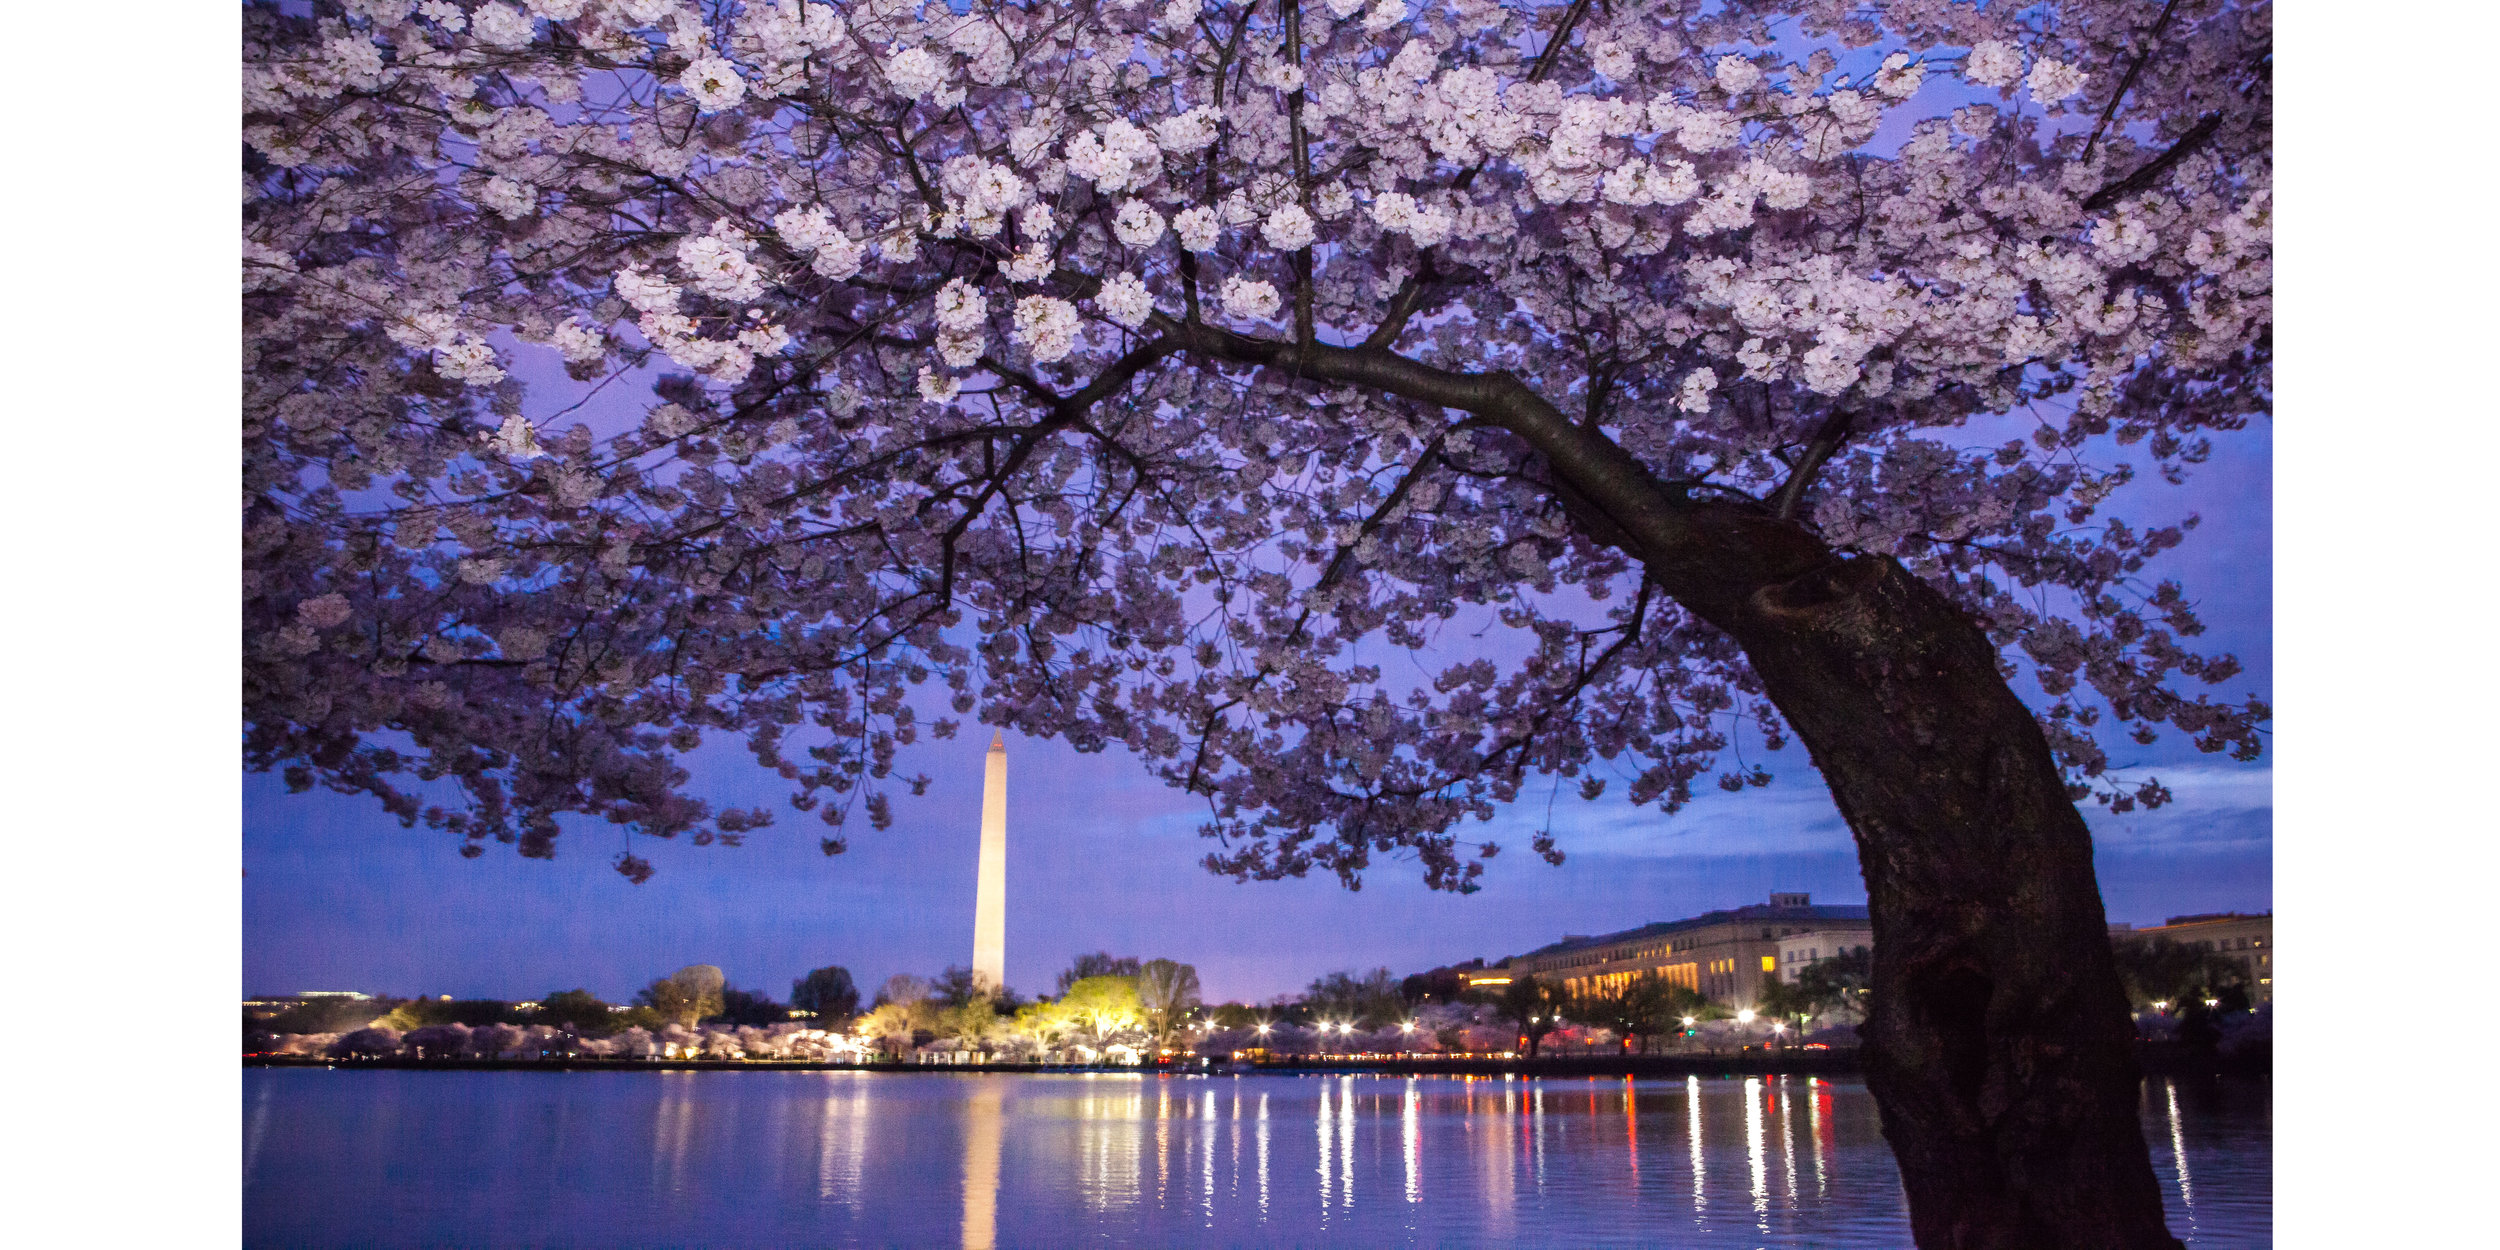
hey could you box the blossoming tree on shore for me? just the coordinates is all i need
[243,2,2268,1244]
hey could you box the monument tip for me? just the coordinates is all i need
[989,731,1005,752]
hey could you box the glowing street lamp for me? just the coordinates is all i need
[1255,1022,1272,1037]
[1736,1008,1756,1025]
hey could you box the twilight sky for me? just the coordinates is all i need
[243,421,2271,1008]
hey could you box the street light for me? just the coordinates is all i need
[1736,1008,1756,1025]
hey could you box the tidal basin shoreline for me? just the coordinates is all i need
[244,1040,2258,1078]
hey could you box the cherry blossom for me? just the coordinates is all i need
[1112,200,1167,249]
[1219,274,1282,321]
[1010,295,1081,363]
[243,1,2269,1235]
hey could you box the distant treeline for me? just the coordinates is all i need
[246,944,2262,1064]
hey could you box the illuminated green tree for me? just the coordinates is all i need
[1057,975,1148,1044]
[638,965,726,1029]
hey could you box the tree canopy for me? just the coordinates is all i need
[243,0,2267,886]
[637,963,726,1027]
[240,7,2267,1235]
[1055,952,1142,994]
[790,964,860,1018]
[1136,957,1204,1044]
[1302,966,1406,1028]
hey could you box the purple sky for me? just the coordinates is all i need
[243,422,2270,1007]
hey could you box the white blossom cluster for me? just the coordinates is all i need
[1262,203,1317,252]
[549,318,605,364]
[2025,58,2090,101]
[1173,205,1222,252]
[1063,119,1163,194]
[1093,271,1155,329]
[933,277,987,368]
[770,206,866,281]
[1011,295,1082,362]
[1965,40,2026,89]
[1367,191,1453,247]
[1113,199,1167,249]
[477,175,537,219]
[884,46,948,102]
[471,2,536,49]
[931,155,1031,241]
[1219,274,1282,321]
[681,56,747,112]
[675,220,767,303]
[1152,107,1222,154]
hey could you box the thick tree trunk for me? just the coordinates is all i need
[1687,517,2182,1250]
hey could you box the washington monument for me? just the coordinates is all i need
[971,732,1007,992]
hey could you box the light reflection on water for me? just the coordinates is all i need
[243,1069,2268,1248]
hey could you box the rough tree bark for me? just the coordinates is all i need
[1693,515,2180,1250]
[1175,327,2183,1248]
[1538,448,2181,1250]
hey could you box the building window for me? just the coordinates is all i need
[1760,956,1776,973]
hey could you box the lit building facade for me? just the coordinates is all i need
[1775,929,1872,981]
[2110,911,2273,1005]
[1500,892,1874,1008]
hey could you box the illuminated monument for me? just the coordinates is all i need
[971,732,1008,992]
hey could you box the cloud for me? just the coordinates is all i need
[2082,763,2272,852]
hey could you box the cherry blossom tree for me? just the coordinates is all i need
[242,1,2268,1244]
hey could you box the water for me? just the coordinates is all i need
[242,1069,2268,1247]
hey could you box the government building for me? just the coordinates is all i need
[1477,896,2273,1012]
[1476,892,1874,1008]
[2109,911,2274,1005]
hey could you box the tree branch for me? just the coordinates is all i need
[2082,0,2184,163]
[1358,253,1440,351]
[929,336,1181,607]
[1151,317,1773,588]
[2081,112,2223,213]
[1771,409,1853,521]
[1282,0,1316,347]
[1448,0,1596,188]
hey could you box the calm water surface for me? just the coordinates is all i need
[243,1069,2268,1247]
